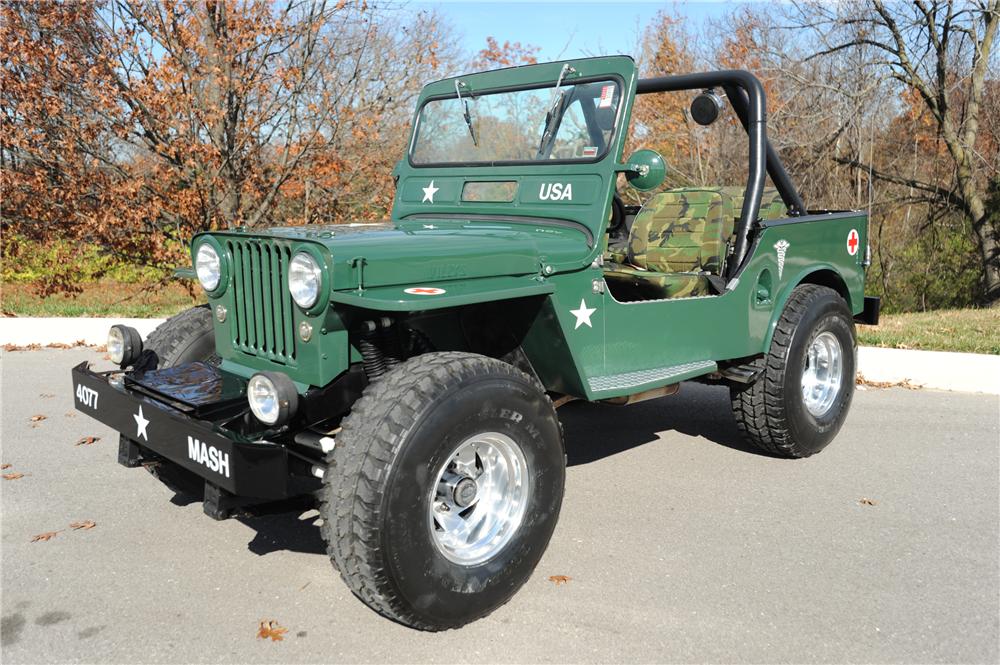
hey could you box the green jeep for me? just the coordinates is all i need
[71,56,880,631]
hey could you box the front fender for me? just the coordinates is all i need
[329,274,555,312]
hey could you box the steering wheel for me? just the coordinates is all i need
[608,193,626,235]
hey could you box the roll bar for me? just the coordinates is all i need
[636,71,806,279]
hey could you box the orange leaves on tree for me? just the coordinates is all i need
[472,36,539,71]
[257,620,288,641]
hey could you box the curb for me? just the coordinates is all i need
[2,317,998,395]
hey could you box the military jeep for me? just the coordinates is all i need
[71,56,880,631]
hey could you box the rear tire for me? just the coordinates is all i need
[319,352,565,630]
[730,284,856,458]
[135,305,217,495]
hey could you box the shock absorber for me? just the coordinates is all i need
[378,316,403,368]
[358,320,387,380]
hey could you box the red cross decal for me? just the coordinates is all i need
[847,229,860,256]
[404,286,446,295]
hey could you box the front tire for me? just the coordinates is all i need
[731,284,856,458]
[134,305,217,494]
[319,352,565,631]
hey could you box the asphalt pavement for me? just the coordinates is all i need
[2,348,998,664]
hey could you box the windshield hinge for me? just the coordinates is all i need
[350,256,367,293]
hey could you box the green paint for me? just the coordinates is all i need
[191,56,870,399]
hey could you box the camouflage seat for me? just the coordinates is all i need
[603,187,788,301]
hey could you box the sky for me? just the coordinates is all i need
[409,1,745,61]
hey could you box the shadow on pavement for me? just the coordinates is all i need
[154,383,772,557]
[561,382,774,466]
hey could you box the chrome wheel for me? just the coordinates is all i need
[801,331,844,417]
[429,432,529,565]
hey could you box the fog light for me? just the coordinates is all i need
[247,372,298,426]
[107,325,142,367]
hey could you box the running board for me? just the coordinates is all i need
[587,359,717,395]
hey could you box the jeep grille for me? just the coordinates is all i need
[225,238,297,365]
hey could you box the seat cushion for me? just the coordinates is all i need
[604,265,713,300]
[627,190,732,274]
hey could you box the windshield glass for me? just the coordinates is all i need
[410,79,621,165]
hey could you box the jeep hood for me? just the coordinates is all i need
[236,219,590,290]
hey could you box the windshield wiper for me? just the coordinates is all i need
[455,79,478,147]
[535,64,575,159]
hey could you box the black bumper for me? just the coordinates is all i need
[71,362,291,499]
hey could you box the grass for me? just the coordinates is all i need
[3,279,201,318]
[858,308,1000,355]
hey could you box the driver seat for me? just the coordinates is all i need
[604,188,733,300]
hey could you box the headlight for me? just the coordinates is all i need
[247,372,298,426]
[288,252,322,308]
[107,324,142,367]
[195,243,222,292]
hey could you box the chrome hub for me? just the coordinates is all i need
[801,331,844,417]
[429,432,528,565]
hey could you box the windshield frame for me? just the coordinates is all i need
[406,73,626,168]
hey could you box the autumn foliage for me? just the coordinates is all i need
[2,0,450,293]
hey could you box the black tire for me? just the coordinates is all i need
[319,352,565,631]
[730,284,856,458]
[144,305,218,368]
[136,305,217,495]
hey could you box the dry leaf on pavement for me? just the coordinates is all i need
[75,436,101,446]
[257,620,288,642]
[1,464,11,470]
[859,497,877,506]
[548,575,572,585]
[29,414,47,422]
[3,472,25,480]
[31,531,60,542]
[70,520,97,530]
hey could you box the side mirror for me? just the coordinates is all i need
[623,149,666,191]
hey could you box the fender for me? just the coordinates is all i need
[763,264,853,351]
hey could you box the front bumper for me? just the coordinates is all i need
[71,362,291,499]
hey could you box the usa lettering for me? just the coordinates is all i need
[539,183,572,201]
[187,436,231,478]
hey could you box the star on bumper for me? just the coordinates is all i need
[133,405,149,441]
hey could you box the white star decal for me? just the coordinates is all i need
[421,180,439,203]
[570,298,597,330]
[133,405,149,441]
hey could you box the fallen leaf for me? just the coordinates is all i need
[64,412,76,418]
[1,464,10,470]
[29,414,47,423]
[47,342,71,349]
[859,497,877,506]
[39,393,54,398]
[75,436,101,446]
[31,531,60,542]
[298,581,311,591]
[70,520,97,530]
[548,575,572,585]
[257,620,288,642]
[856,374,922,390]
[3,472,25,480]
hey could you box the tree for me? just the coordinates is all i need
[796,0,1000,304]
[1,0,454,291]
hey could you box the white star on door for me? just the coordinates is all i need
[570,298,597,329]
[421,181,439,203]
[133,405,149,441]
